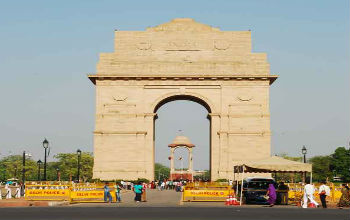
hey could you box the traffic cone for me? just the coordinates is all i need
[230,195,233,205]
[231,194,240,206]
[225,196,230,206]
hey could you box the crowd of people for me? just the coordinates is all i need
[150,180,187,192]
[102,179,191,203]
[263,178,350,209]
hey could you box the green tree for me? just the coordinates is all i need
[0,152,94,182]
[0,155,37,182]
[154,163,170,180]
[52,152,94,181]
[330,147,350,182]
[308,156,332,182]
[201,170,211,181]
[194,170,210,181]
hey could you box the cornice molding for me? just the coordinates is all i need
[88,74,278,85]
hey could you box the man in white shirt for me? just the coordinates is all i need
[302,179,319,208]
[5,184,12,199]
[318,181,331,208]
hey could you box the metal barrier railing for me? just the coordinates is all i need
[183,183,233,202]
[287,183,343,203]
[70,185,116,203]
[25,184,71,201]
[25,182,118,202]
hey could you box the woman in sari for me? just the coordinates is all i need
[338,184,350,209]
[266,183,277,207]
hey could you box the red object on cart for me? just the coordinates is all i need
[308,203,317,208]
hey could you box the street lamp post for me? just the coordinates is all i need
[37,160,42,181]
[157,167,166,181]
[302,145,307,163]
[22,151,25,185]
[43,139,49,181]
[56,168,60,181]
[77,149,82,183]
[22,151,31,196]
[3,164,6,182]
[302,145,307,183]
[158,168,161,181]
[178,156,183,180]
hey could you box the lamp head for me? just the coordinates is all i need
[43,139,49,149]
[302,145,307,155]
[37,159,42,165]
[77,149,82,155]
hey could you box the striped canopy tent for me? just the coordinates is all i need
[233,156,312,206]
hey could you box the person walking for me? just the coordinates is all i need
[318,181,330,208]
[134,182,143,202]
[157,181,162,191]
[302,179,319,208]
[338,184,350,209]
[5,183,11,199]
[266,183,277,207]
[114,183,122,203]
[141,182,147,202]
[104,182,112,203]
[161,181,165,191]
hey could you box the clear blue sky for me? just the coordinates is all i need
[0,0,349,169]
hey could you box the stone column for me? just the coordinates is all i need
[144,113,157,181]
[188,147,194,181]
[210,113,221,180]
[169,147,175,181]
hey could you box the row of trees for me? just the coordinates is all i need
[1,147,348,183]
[154,163,170,180]
[276,147,350,183]
[154,163,211,181]
[0,152,93,182]
[308,147,350,182]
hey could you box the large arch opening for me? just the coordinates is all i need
[153,95,211,181]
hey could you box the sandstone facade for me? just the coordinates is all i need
[88,18,278,181]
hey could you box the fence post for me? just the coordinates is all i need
[331,183,335,202]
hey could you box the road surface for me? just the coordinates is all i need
[0,189,348,220]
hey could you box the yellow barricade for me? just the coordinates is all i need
[287,183,343,204]
[25,185,71,201]
[70,185,116,203]
[185,182,229,189]
[183,189,233,202]
[25,182,117,203]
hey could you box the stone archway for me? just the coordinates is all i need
[88,18,278,181]
[154,96,211,181]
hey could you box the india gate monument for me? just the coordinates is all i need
[88,18,278,181]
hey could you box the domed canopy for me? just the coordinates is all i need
[168,136,195,148]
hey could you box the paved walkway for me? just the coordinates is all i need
[71,189,182,207]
